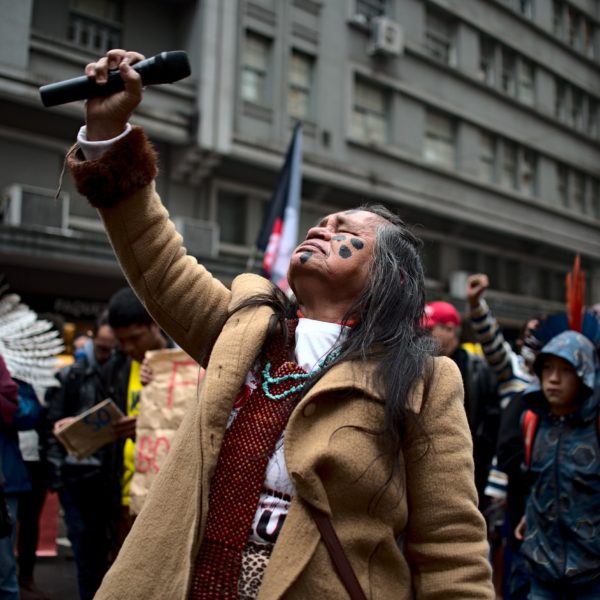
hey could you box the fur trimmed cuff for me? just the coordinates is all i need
[67,126,158,208]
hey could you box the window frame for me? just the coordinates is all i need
[424,8,456,66]
[500,140,518,190]
[556,163,569,207]
[287,50,315,120]
[423,109,456,169]
[478,34,496,86]
[516,56,535,105]
[354,0,387,22]
[240,31,272,106]
[351,77,389,144]
[67,0,123,53]
[478,130,497,183]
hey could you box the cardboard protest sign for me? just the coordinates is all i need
[54,399,124,460]
[129,348,201,514]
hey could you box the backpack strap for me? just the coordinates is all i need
[521,409,539,469]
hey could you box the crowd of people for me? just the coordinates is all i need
[0,286,169,600]
[0,47,599,600]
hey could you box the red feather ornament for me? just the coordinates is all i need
[565,254,584,332]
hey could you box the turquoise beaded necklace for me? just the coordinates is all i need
[261,347,341,401]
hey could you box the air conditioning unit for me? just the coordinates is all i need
[172,216,220,258]
[369,17,404,57]
[2,184,69,231]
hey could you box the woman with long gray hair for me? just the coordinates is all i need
[64,49,494,599]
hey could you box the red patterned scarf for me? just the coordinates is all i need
[188,321,303,599]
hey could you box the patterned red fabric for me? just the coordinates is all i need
[188,321,303,599]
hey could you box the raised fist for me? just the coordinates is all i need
[466,273,489,308]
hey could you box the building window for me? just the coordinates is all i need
[553,1,564,38]
[483,253,500,285]
[500,141,518,190]
[571,87,584,130]
[68,0,122,53]
[424,110,455,169]
[518,0,533,19]
[422,239,441,280]
[351,79,388,143]
[589,99,599,138]
[505,259,521,294]
[567,5,582,50]
[571,171,586,213]
[354,0,387,23]
[517,58,534,105]
[288,51,314,119]
[520,149,536,195]
[241,32,271,105]
[555,79,567,122]
[479,131,496,183]
[553,0,596,58]
[217,191,248,245]
[424,8,455,65]
[500,48,516,96]
[556,164,568,206]
[478,35,496,85]
[591,179,600,219]
[583,19,596,59]
[459,247,479,273]
[502,0,533,19]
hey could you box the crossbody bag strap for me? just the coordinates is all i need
[308,505,368,600]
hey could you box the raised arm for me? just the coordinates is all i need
[466,274,514,381]
[466,274,533,410]
[66,50,232,364]
[404,357,494,599]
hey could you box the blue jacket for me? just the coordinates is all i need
[0,381,42,494]
[520,331,600,585]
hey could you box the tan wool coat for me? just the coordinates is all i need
[68,128,494,600]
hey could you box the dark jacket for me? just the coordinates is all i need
[46,350,130,495]
[496,389,528,549]
[451,347,500,502]
[520,331,600,586]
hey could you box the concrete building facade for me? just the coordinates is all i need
[0,0,599,330]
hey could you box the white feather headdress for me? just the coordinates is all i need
[0,275,65,389]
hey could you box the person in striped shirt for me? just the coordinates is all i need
[467,273,536,599]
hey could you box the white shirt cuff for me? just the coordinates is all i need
[77,123,133,161]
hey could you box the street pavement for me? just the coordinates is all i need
[34,541,79,600]
[25,508,79,600]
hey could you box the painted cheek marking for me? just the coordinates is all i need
[339,245,352,259]
[332,234,347,241]
[350,238,364,250]
[300,251,313,264]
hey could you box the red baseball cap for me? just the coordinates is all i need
[423,301,461,328]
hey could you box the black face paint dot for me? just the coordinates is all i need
[300,251,313,264]
[332,234,347,241]
[350,238,364,250]
[339,245,352,259]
